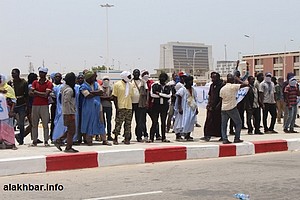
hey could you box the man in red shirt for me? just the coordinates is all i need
[30,67,53,146]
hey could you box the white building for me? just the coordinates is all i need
[158,42,213,81]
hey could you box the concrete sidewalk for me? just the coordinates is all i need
[1,109,300,177]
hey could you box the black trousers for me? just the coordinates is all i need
[132,103,148,140]
[263,103,277,132]
[150,104,169,141]
[246,107,261,134]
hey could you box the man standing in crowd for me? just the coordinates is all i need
[54,72,79,153]
[275,77,285,124]
[166,72,177,133]
[142,70,161,141]
[80,71,110,146]
[112,71,134,145]
[50,73,63,141]
[220,74,248,144]
[100,76,114,141]
[282,72,297,128]
[149,72,172,143]
[9,68,28,145]
[202,72,224,142]
[283,76,300,133]
[259,72,278,134]
[131,69,148,142]
[30,67,53,146]
[173,75,198,141]
[245,76,264,135]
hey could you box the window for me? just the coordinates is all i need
[294,56,300,63]
[273,57,279,64]
[255,59,263,65]
[294,69,300,76]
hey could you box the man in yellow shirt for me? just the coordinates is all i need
[112,71,134,145]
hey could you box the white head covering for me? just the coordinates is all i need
[38,66,48,73]
[0,74,6,86]
[120,71,131,97]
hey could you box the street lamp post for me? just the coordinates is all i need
[100,3,114,74]
[244,34,255,74]
[163,46,167,71]
[193,50,201,77]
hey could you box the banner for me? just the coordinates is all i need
[194,86,249,108]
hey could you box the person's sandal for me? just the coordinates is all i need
[162,139,170,143]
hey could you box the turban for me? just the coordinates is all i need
[84,71,94,80]
[38,66,48,73]
[120,71,131,97]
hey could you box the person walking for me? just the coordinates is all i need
[54,72,79,153]
[9,68,28,145]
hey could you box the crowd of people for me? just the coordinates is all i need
[0,62,299,151]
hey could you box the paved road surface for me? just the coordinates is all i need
[1,151,300,200]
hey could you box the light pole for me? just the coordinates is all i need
[174,59,181,72]
[99,56,104,68]
[118,60,121,70]
[244,34,255,74]
[193,50,201,77]
[238,52,242,60]
[283,39,294,78]
[25,55,33,73]
[100,3,114,74]
[163,46,167,71]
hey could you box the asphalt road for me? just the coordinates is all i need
[1,151,300,200]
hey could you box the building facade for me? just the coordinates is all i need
[158,42,213,80]
[242,51,300,79]
[215,61,237,77]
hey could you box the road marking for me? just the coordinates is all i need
[83,191,163,200]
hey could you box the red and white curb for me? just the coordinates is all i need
[1,139,300,177]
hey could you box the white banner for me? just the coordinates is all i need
[194,86,249,108]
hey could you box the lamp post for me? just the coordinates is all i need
[100,3,114,74]
[163,46,167,71]
[25,55,33,73]
[244,34,255,74]
[283,39,294,78]
[193,50,201,77]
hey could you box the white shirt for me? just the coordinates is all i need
[220,83,240,111]
[131,79,148,104]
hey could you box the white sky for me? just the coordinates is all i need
[1,0,300,76]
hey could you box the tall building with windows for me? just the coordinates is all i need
[158,42,213,79]
[215,61,237,77]
[242,51,300,79]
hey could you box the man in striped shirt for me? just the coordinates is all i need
[283,77,300,133]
